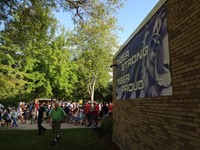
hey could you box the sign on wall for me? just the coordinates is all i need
[115,5,173,100]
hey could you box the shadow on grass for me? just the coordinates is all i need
[0,128,118,150]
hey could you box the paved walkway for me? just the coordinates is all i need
[0,120,86,130]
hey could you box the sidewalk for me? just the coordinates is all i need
[0,120,86,130]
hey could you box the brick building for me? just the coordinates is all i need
[112,0,200,150]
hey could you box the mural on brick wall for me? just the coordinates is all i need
[115,5,173,99]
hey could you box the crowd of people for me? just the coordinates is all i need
[0,106,18,128]
[0,101,113,129]
[0,101,113,145]
[63,101,113,128]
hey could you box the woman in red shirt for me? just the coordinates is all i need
[108,102,113,115]
[92,101,99,127]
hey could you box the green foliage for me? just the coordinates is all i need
[0,36,27,100]
[0,0,124,104]
[0,0,124,27]
[0,2,78,103]
[70,13,120,102]
[42,32,78,98]
[0,0,59,101]
[94,83,113,102]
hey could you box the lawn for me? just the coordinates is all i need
[0,128,118,150]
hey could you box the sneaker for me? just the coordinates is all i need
[56,135,60,141]
[52,139,57,145]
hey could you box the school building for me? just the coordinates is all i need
[112,0,200,149]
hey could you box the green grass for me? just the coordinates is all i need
[0,129,108,150]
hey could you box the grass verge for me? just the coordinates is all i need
[0,128,115,150]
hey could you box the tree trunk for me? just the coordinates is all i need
[87,71,97,107]
[91,88,94,107]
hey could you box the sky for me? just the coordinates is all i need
[54,0,159,45]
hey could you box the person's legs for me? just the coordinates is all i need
[30,116,33,124]
[38,118,46,134]
[52,122,61,144]
[23,114,26,124]
[9,119,12,127]
[52,122,56,138]
[54,122,61,139]
[86,113,91,124]
[52,123,57,144]
[87,114,94,127]
[41,124,46,132]
[20,115,23,124]
[37,119,42,134]
[93,114,98,127]
[13,118,17,126]
[34,116,37,124]
[66,114,70,123]
[15,117,18,126]
[5,119,9,127]
[6,119,11,127]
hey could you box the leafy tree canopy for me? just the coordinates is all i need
[0,0,124,104]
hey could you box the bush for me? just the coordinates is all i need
[100,114,113,135]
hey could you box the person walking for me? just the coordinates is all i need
[92,101,99,128]
[37,103,46,135]
[3,109,12,128]
[30,106,37,124]
[100,102,109,120]
[50,101,66,145]
[11,108,18,127]
[84,101,91,125]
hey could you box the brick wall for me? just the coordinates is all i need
[112,0,200,150]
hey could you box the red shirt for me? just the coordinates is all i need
[108,104,113,113]
[35,103,39,110]
[93,104,99,115]
[84,103,91,115]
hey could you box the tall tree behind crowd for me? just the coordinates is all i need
[69,7,121,104]
[0,0,124,103]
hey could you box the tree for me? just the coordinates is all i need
[0,0,79,102]
[37,30,78,99]
[70,13,120,104]
[0,40,27,100]
[0,0,124,104]
[0,0,124,27]
[0,0,57,102]
[94,82,113,102]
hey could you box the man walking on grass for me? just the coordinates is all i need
[37,103,46,135]
[50,101,66,145]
